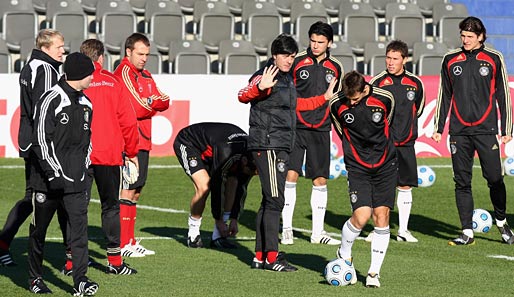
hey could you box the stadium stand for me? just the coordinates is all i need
[385,2,425,50]
[339,1,379,55]
[193,1,234,52]
[412,41,448,75]
[144,0,185,53]
[330,40,357,73]
[242,0,283,54]
[0,37,11,73]
[169,39,210,74]
[217,39,260,74]
[289,1,330,50]
[363,41,387,76]
[95,1,137,54]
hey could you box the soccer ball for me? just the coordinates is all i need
[329,159,341,180]
[417,165,436,187]
[336,156,348,177]
[324,258,356,286]
[472,208,493,233]
[504,157,514,176]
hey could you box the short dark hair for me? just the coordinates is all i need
[80,39,104,62]
[459,16,487,43]
[308,21,333,42]
[124,33,150,51]
[271,33,298,56]
[341,71,366,98]
[386,40,408,58]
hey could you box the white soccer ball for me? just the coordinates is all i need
[336,156,348,177]
[329,159,342,179]
[472,208,493,233]
[324,258,356,287]
[417,165,436,187]
[504,157,514,176]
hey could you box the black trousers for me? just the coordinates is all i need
[87,165,121,255]
[28,190,89,286]
[450,134,507,230]
[0,158,67,249]
[252,150,288,254]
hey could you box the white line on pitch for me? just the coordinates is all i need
[487,254,514,261]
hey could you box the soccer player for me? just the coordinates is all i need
[28,52,98,295]
[78,39,139,274]
[330,71,396,288]
[282,21,343,246]
[238,34,333,272]
[114,33,170,257]
[0,29,67,266]
[369,40,425,242]
[173,122,256,249]
[432,16,513,246]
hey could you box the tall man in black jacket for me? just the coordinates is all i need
[28,53,98,296]
[0,29,67,267]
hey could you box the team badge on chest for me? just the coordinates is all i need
[372,112,382,123]
[479,66,489,76]
[325,73,334,83]
[36,193,46,203]
[407,90,415,101]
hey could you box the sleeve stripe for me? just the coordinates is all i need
[121,66,152,111]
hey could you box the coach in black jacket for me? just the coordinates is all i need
[28,53,98,296]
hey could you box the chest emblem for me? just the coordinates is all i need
[372,112,382,123]
[60,113,69,125]
[299,70,309,80]
[479,66,489,76]
[407,91,415,101]
[453,66,462,76]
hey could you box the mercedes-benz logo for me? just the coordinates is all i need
[344,113,354,124]
[453,66,462,76]
[299,70,309,80]
[60,113,69,124]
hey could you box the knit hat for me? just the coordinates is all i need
[64,52,94,81]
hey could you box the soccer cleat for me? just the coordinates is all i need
[210,237,237,249]
[61,265,73,276]
[73,279,99,296]
[448,234,475,246]
[106,262,137,275]
[29,277,52,294]
[397,230,419,243]
[365,231,374,242]
[310,231,341,245]
[498,224,514,244]
[281,228,294,245]
[121,243,145,257]
[250,258,264,269]
[264,259,298,272]
[187,235,203,248]
[0,249,16,267]
[366,273,381,288]
[132,239,155,255]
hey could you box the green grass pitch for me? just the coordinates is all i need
[1,156,513,296]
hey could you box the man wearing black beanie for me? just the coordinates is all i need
[28,52,99,296]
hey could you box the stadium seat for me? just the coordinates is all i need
[413,0,447,17]
[2,11,38,52]
[412,41,448,74]
[218,39,260,74]
[417,55,444,75]
[385,3,425,50]
[176,0,195,15]
[367,0,399,17]
[438,17,466,49]
[290,2,330,50]
[193,1,234,52]
[339,2,378,55]
[0,38,11,73]
[145,0,185,53]
[95,1,137,53]
[364,41,387,76]
[32,0,49,14]
[81,0,98,15]
[272,0,293,16]
[46,0,87,52]
[432,2,468,43]
[242,0,283,54]
[330,41,357,73]
[169,39,210,74]
[319,0,344,17]
[227,0,244,15]
[0,0,34,33]
[118,40,163,74]
[129,0,147,15]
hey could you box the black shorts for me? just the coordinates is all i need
[174,142,209,176]
[396,146,418,187]
[288,129,330,179]
[123,150,149,190]
[347,158,397,211]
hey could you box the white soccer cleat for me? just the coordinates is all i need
[121,243,145,258]
[366,273,380,288]
[365,231,374,242]
[133,239,155,255]
[310,231,341,245]
[397,230,418,243]
[281,228,294,245]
